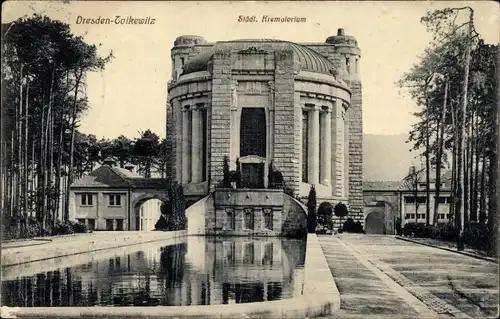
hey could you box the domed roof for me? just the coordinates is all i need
[182,39,336,76]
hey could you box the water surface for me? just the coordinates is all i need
[1,236,306,307]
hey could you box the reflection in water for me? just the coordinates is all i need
[1,237,306,307]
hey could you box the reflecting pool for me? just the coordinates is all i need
[1,236,307,307]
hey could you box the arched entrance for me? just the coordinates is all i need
[365,211,385,234]
[133,196,168,231]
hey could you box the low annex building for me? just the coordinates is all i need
[166,29,364,228]
[69,158,169,231]
[363,171,453,234]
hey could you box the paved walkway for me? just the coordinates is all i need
[318,234,498,318]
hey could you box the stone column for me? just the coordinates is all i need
[191,105,202,183]
[230,81,239,169]
[321,107,332,186]
[308,105,320,185]
[182,107,191,184]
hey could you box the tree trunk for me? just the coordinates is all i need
[48,108,55,222]
[425,116,431,226]
[450,106,457,225]
[457,13,473,251]
[472,114,480,222]
[434,79,448,226]
[64,70,82,222]
[486,76,498,257]
[464,123,470,228]
[479,154,486,223]
[23,79,30,219]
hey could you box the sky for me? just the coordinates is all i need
[3,1,499,140]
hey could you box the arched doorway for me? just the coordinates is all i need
[365,211,385,234]
[135,198,163,231]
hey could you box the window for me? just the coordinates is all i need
[109,194,122,206]
[416,197,426,204]
[116,219,124,231]
[180,57,185,66]
[405,213,416,220]
[243,243,254,264]
[417,213,425,219]
[263,208,273,230]
[405,197,415,204]
[224,242,235,265]
[437,197,448,204]
[87,219,95,231]
[106,219,114,231]
[81,194,93,206]
[77,219,86,225]
[262,243,273,266]
[244,208,254,230]
[225,209,235,230]
[438,214,447,220]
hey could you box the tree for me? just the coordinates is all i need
[334,202,349,230]
[235,158,242,188]
[3,14,112,236]
[403,166,425,223]
[133,130,160,177]
[317,202,333,230]
[306,185,317,233]
[222,155,231,188]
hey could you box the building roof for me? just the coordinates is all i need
[71,165,169,189]
[364,181,403,191]
[71,166,132,188]
[182,39,337,76]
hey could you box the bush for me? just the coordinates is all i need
[222,155,231,188]
[71,221,89,233]
[343,218,364,233]
[395,217,402,235]
[306,185,317,233]
[53,220,74,235]
[155,182,187,231]
[317,202,333,230]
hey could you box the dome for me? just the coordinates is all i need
[174,35,207,47]
[181,39,336,75]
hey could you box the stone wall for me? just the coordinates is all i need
[348,81,363,224]
[209,46,232,189]
[273,47,301,195]
[282,194,308,237]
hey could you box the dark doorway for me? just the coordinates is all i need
[240,108,266,157]
[365,211,385,234]
[241,163,264,188]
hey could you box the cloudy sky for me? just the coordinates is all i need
[3,1,499,140]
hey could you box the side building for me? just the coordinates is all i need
[68,158,168,231]
[363,172,453,234]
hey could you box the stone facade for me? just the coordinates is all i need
[69,162,169,231]
[167,30,363,225]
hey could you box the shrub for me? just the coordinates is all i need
[395,217,402,235]
[222,155,231,188]
[317,202,333,230]
[334,202,348,230]
[235,158,242,188]
[343,218,364,233]
[306,185,317,233]
[156,182,187,231]
[53,220,74,235]
[71,221,88,233]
